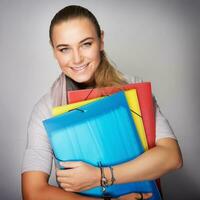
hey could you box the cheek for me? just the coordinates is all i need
[87,48,101,64]
[56,54,70,68]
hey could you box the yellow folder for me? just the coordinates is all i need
[52,89,148,150]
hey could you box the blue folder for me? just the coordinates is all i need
[43,91,161,199]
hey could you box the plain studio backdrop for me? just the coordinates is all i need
[0,0,199,199]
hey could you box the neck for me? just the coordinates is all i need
[76,79,95,89]
[66,75,95,89]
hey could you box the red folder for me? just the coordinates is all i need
[67,82,156,149]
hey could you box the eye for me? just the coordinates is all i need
[59,48,70,53]
[82,42,92,48]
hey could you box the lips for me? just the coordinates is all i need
[71,63,88,72]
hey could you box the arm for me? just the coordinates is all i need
[22,171,152,200]
[104,138,183,184]
[57,100,183,190]
[57,138,182,191]
[21,171,101,200]
[21,94,99,200]
[102,97,183,184]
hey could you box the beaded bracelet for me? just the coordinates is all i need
[98,162,108,193]
[98,162,116,200]
[108,166,116,185]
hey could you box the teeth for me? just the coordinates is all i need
[71,64,87,71]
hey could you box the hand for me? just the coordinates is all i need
[56,161,100,192]
[116,192,152,200]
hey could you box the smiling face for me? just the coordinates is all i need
[51,17,104,85]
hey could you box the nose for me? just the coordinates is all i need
[72,48,83,65]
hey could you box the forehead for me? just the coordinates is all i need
[52,18,98,45]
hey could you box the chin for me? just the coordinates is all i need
[70,75,93,84]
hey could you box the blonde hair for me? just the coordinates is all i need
[49,5,127,87]
[94,51,127,87]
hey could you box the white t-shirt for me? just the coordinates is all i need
[21,76,176,175]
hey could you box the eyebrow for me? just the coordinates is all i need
[56,37,94,48]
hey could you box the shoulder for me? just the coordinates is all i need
[22,92,53,175]
[29,91,53,124]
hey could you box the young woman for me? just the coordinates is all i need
[21,5,183,200]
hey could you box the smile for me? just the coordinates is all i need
[71,64,89,72]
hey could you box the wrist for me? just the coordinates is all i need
[94,166,101,187]
[97,162,117,195]
[104,167,112,184]
[98,165,116,187]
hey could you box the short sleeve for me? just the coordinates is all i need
[21,93,53,175]
[124,74,176,142]
[154,97,176,141]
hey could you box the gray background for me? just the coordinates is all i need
[0,0,200,199]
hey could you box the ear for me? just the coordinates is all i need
[100,30,104,51]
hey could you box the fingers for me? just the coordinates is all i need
[119,192,152,200]
[57,161,82,177]
[59,161,82,168]
[136,193,152,199]
[59,182,80,192]
[56,168,73,177]
[57,176,71,183]
[59,181,89,192]
[142,193,152,199]
[59,183,71,191]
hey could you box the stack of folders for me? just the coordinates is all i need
[67,82,156,149]
[43,86,162,200]
[67,82,162,192]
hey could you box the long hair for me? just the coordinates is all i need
[49,5,127,87]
